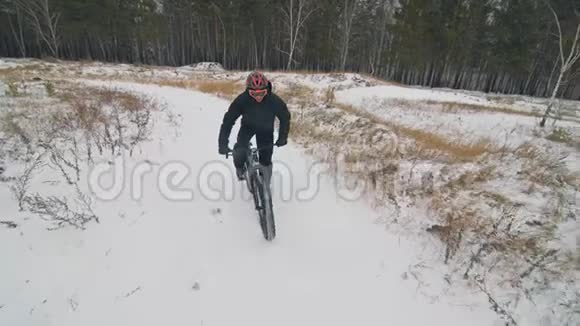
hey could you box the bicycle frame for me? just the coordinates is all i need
[226,144,274,187]
[244,146,271,186]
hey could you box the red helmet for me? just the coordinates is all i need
[246,71,269,90]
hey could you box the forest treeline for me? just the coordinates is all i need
[1,0,579,99]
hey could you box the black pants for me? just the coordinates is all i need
[233,125,274,168]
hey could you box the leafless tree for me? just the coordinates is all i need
[540,5,580,127]
[280,0,317,70]
[12,0,61,57]
[0,1,26,57]
[339,0,358,71]
[210,2,227,67]
[372,0,396,75]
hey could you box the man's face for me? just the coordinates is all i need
[249,88,268,103]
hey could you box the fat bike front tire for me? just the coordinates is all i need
[256,179,275,241]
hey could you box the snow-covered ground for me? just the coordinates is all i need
[177,62,226,73]
[0,58,578,325]
[0,81,502,326]
[336,85,580,146]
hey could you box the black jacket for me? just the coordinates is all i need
[218,83,291,148]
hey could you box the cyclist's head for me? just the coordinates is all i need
[246,71,269,103]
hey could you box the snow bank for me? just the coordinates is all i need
[267,72,376,91]
[178,62,225,72]
[334,83,580,146]
[0,58,26,69]
[338,85,494,107]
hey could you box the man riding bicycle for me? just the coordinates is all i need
[218,71,291,181]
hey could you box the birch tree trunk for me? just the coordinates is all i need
[14,0,60,57]
[540,6,580,127]
[281,0,316,70]
[5,5,27,57]
[339,0,356,71]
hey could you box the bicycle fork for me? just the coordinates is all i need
[249,164,273,211]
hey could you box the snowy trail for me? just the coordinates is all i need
[0,83,498,325]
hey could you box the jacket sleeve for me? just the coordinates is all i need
[218,94,243,148]
[275,98,291,142]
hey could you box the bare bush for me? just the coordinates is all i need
[56,85,155,158]
[476,279,519,326]
[23,187,99,230]
[44,80,55,96]
[128,105,152,156]
[10,154,44,210]
[0,220,18,229]
[515,142,573,189]
[278,82,316,102]
[49,146,75,184]
[0,111,33,155]
[6,82,19,97]
[0,80,156,231]
[324,87,335,104]
[546,127,573,143]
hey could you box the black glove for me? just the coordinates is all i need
[275,138,287,147]
[219,145,231,155]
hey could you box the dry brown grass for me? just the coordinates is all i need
[421,146,569,288]
[416,100,540,118]
[33,82,158,158]
[477,191,513,207]
[378,97,539,118]
[332,102,495,160]
[0,79,162,230]
[323,87,336,104]
[445,165,498,190]
[53,87,146,134]
[486,94,519,105]
[147,79,241,100]
[513,142,541,160]
[288,106,403,207]
[277,83,316,105]
[0,111,33,151]
[155,79,197,89]
[286,88,495,162]
[195,80,240,99]
[562,172,580,190]
[513,141,580,193]
[428,184,554,272]
[396,125,494,160]
[0,64,56,82]
[514,142,562,188]
[546,127,573,144]
[427,197,486,263]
